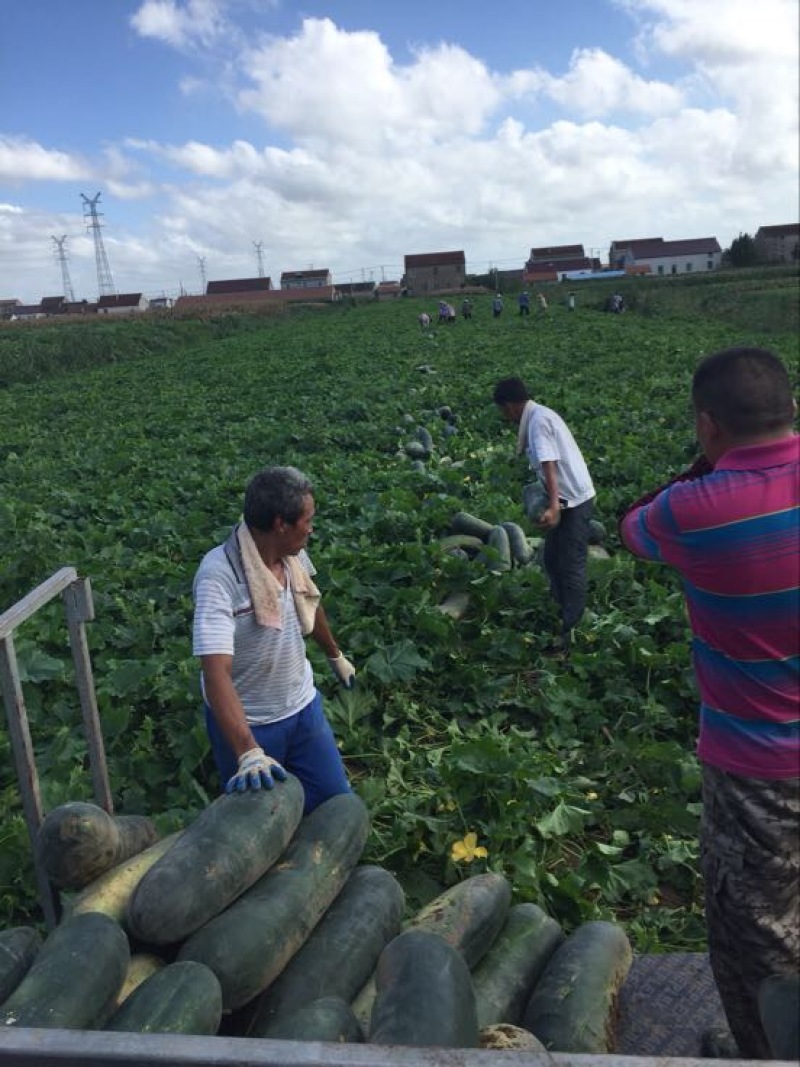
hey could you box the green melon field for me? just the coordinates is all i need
[1,268,797,948]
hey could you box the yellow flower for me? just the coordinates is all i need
[451,832,488,864]
[585,791,598,801]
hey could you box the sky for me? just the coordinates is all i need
[1,0,798,303]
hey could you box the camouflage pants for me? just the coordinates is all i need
[701,764,800,1058]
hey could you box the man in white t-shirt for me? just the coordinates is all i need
[192,466,354,813]
[493,377,596,654]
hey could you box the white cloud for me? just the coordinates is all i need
[238,18,499,148]
[2,4,798,303]
[106,179,157,200]
[621,0,799,175]
[0,138,89,182]
[535,47,684,117]
[130,0,229,49]
[625,0,798,65]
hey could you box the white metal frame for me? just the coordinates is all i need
[0,567,112,929]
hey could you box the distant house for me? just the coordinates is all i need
[65,300,97,315]
[148,296,174,310]
[0,299,21,320]
[754,223,799,264]
[97,293,149,315]
[375,280,403,300]
[609,236,721,275]
[206,277,273,295]
[403,251,466,295]
[39,296,68,315]
[9,303,45,321]
[280,269,331,290]
[336,281,376,300]
[173,286,339,316]
[524,244,601,284]
[528,244,586,262]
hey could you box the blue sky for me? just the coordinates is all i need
[1,0,797,302]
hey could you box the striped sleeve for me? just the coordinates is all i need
[193,575,236,657]
[620,493,671,561]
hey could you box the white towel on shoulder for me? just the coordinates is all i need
[516,399,535,456]
[237,523,320,635]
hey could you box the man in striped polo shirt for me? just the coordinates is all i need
[621,346,799,1058]
[193,466,354,814]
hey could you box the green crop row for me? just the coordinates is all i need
[0,285,796,948]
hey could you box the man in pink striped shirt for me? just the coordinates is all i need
[621,346,798,1058]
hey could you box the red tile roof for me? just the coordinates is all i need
[529,244,585,260]
[613,237,720,259]
[525,256,597,273]
[280,269,330,281]
[207,278,273,294]
[404,251,465,268]
[97,293,144,308]
[611,237,663,250]
[756,223,799,237]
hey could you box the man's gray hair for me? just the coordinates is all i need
[244,466,313,531]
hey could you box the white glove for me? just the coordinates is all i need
[328,652,356,688]
[225,747,287,794]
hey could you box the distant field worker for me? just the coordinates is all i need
[192,466,355,814]
[536,292,548,315]
[493,376,595,655]
[461,298,473,319]
[418,312,431,329]
[518,291,530,316]
[620,347,799,1059]
[492,293,504,318]
[567,292,576,312]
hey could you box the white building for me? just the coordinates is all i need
[609,237,722,276]
[97,293,149,315]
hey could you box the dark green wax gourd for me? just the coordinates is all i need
[588,518,606,545]
[104,961,222,1035]
[369,929,479,1048]
[438,533,485,555]
[481,525,512,572]
[523,482,549,524]
[437,591,471,620]
[127,775,305,945]
[501,521,534,565]
[247,864,404,1037]
[405,441,428,460]
[352,871,511,1030]
[415,426,434,454]
[0,927,42,1004]
[451,511,494,540]
[37,801,159,890]
[179,792,370,1011]
[407,872,512,967]
[523,920,633,1053]
[265,997,364,1043]
[0,913,129,1029]
[471,903,565,1028]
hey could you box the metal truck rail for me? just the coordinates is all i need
[0,1029,784,1067]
